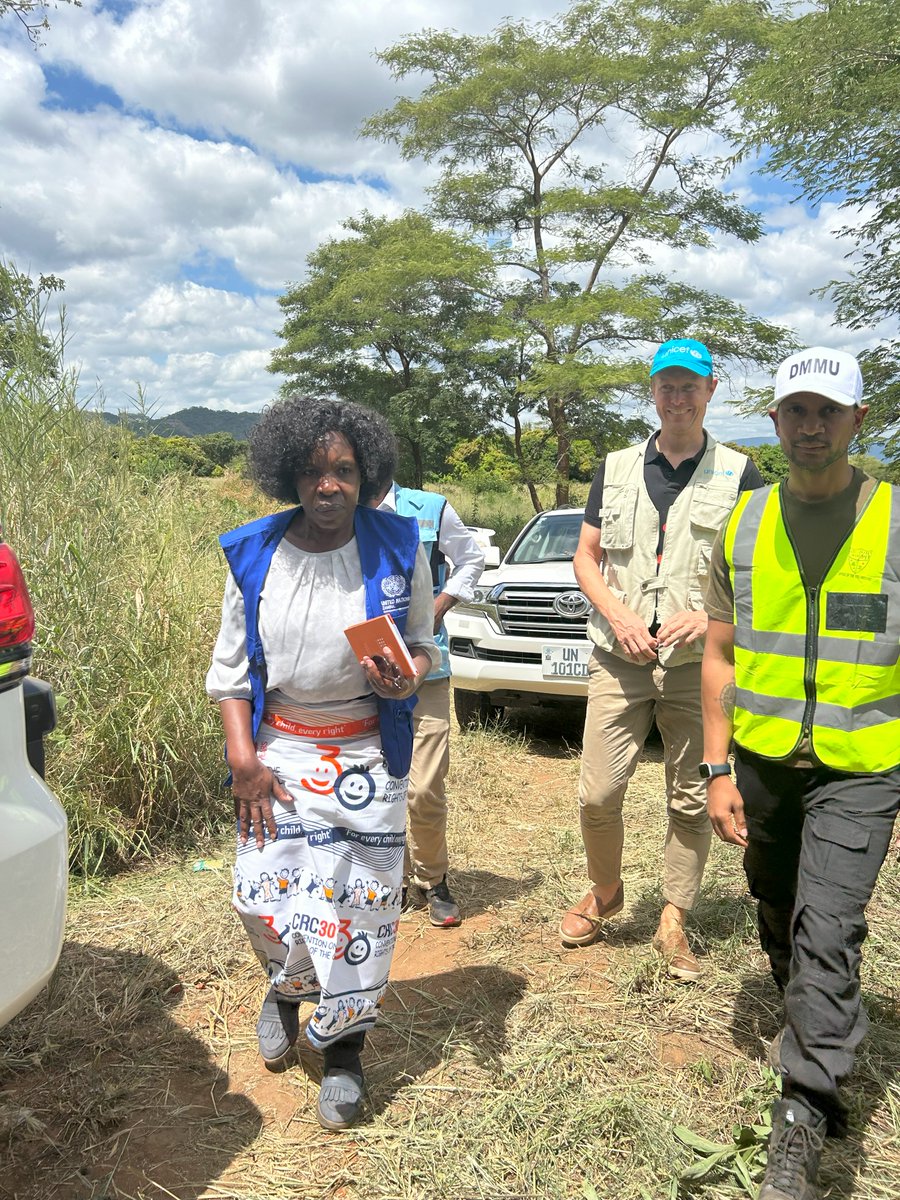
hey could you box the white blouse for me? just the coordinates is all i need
[206,536,440,706]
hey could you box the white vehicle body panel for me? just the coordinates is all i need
[0,681,68,1027]
[446,508,592,710]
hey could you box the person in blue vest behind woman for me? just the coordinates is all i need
[371,476,484,927]
[206,396,438,1131]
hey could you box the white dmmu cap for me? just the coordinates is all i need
[773,346,863,408]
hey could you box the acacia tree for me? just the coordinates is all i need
[737,0,900,471]
[364,0,796,507]
[466,336,651,510]
[270,211,498,486]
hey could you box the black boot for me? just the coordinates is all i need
[256,986,300,1068]
[317,1032,366,1131]
[760,1097,826,1199]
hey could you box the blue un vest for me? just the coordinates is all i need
[218,504,421,778]
[393,486,449,680]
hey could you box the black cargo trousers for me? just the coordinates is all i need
[735,747,900,1134]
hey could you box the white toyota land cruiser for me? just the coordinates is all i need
[445,507,593,727]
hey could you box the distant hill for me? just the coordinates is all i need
[729,435,778,447]
[730,434,886,461]
[96,405,262,440]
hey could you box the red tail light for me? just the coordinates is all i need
[0,543,36,648]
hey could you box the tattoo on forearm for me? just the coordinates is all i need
[719,683,735,719]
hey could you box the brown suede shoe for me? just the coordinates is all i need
[559,883,624,947]
[652,922,701,981]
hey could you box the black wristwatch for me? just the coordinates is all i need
[699,762,732,781]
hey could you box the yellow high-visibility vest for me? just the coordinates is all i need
[723,481,899,773]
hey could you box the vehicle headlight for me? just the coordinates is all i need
[456,584,502,616]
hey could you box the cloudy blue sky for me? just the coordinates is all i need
[0,0,884,440]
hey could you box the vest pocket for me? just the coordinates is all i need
[690,491,736,533]
[690,491,734,578]
[600,485,637,550]
[694,540,713,580]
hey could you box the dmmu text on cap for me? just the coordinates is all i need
[773,346,863,409]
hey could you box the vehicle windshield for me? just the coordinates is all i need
[507,512,584,565]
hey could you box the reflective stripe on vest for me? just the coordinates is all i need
[394,486,450,680]
[724,481,900,773]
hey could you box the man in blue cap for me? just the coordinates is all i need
[559,338,763,978]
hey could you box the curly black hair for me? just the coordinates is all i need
[248,395,397,506]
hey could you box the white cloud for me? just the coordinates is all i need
[40,0,557,173]
[70,282,285,411]
[0,0,888,434]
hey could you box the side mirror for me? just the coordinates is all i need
[483,547,501,568]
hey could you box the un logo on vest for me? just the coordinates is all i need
[381,575,406,598]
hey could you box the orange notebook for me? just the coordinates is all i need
[343,613,418,678]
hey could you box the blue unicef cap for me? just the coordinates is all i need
[650,338,713,378]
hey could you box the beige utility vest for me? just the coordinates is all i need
[588,436,747,666]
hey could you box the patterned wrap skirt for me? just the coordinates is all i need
[232,697,408,1048]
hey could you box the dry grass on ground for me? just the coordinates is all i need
[2,709,899,1200]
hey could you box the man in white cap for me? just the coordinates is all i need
[559,338,763,977]
[702,347,899,1199]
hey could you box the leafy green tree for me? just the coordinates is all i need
[364,0,796,507]
[193,432,245,471]
[737,0,900,466]
[464,336,650,511]
[850,453,894,483]
[445,433,523,492]
[0,262,65,377]
[446,418,650,498]
[270,211,497,487]
[513,428,602,484]
[127,435,223,480]
[724,440,787,484]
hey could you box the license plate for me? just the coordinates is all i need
[541,644,591,679]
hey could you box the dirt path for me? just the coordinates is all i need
[2,715,898,1200]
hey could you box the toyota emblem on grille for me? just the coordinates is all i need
[553,591,591,618]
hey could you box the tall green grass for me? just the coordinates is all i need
[0,322,269,874]
[0,295,592,873]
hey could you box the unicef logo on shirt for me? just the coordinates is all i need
[381,575,406,598]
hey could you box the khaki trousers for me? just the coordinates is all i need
[578,648,711,911]
[406,677,451,889]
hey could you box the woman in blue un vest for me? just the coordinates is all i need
[206,396,438,1130]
